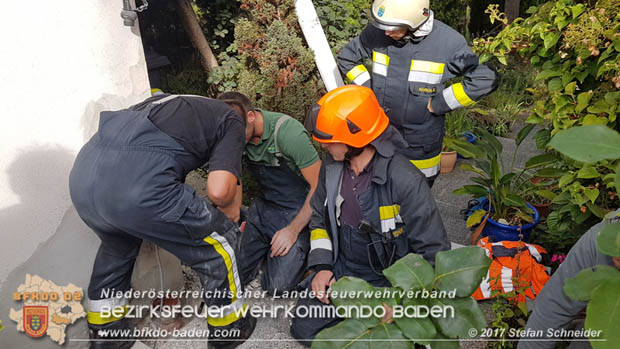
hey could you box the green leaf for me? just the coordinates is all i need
[536,69,561,81]
[430,297,487,339]
[585,202,609,219]
[577,166,600,179]
[460,163,486,177]
[367,323,413,348]
[535,168,566,178]
[477,128,503,157]
[429,332,460,349]
[560,173,575,187]
[576,92,594,113]
[525,153,558,169]
[467,210,487,228]
[582,114,609,126]
[548,78,563,92]
[453,185,489,197]
[564,81,577,95]
[505,194,527,208]
[313,318,372,349]
[497,56,507,65]
[585,279,620,349]
[516,124,536,146]
[500,173,516,185]
[515,211,534,223]
[564,265,620,301]
[535,190,556,201]
[584,188,600,203]
[548,126,620,163]
[444,138,484,159]
[383,254,435,291]
[434,247,491,297]
[615,162,620,192]
[534,129,552,149]
[394,297,436,345]
[571,4,585,19]
[596,223,620,257]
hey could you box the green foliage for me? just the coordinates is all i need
[313,249,491,348]
[314,0,370,55]
[209,0,323,121]
[552,125,620,348]
[488,283,529,349]
[474,0,620,239]
[452,125,536,224]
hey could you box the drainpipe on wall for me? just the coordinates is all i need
[121,0,149,27]
[295,0,344,92]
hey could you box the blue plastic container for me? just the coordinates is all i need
[478,198,540,241]
[457,132,477,159]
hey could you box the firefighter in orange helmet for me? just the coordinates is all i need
[290,85,450,345]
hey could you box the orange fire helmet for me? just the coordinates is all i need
[307,85,389,148]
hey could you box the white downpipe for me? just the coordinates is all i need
[295,0,344,91]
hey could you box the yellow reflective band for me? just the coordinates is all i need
[379,206,395,220]
[87,306,128,325]
[346,65,368,82]
[311,229,329,241]
[205,236,238,302]
[452,82,474,107]
[207,304,248,327]
[379,205,401,221]
[372,51,390,66]
[410,154,442,169]
[410,60,445,74]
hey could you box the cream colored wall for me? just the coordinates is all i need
[0,0,150,287]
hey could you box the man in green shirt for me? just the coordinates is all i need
[218,92,321,293]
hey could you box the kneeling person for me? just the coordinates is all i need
[290,85,450,346]
[218,92,321,293]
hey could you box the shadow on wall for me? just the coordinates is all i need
[0,146,77,282]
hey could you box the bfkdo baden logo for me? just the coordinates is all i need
[23,306,48,337]
[10,274,86,345]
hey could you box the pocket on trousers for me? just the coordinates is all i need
[160,189,211,242]
[402,128,443,153]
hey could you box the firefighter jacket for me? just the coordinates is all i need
[337,18,497,177]
[517,210,620,349]
[473,237,550,303]
[307,126,450,271]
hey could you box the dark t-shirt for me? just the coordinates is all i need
[131,94,245,179]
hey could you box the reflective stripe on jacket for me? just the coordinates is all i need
[473,237,550,303]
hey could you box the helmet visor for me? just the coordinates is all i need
[369,16,409,31]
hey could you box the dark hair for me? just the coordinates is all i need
[217,92,255,121]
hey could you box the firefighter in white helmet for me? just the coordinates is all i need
[338,0,498,186]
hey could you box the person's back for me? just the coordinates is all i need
[69,93,256,349]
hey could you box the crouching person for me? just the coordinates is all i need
[290,85,450,346]
[218,92,321,294]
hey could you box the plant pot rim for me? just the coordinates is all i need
[441,150,457,154]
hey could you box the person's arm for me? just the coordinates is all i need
[396,161,450,264]
[270,159,321,257]
[517,221,610,349]
[429,39,498,115]
[207,170,241,222]
[337,25,375,87]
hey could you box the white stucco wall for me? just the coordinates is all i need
[0,1,150,285]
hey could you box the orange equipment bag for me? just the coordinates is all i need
[473,237,550,303]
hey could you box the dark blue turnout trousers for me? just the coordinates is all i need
[69,100,246,329]
[238,155,310,293]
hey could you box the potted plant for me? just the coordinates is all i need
[442,110,476,173]
[517,176,556,218]
[451,125,541,241]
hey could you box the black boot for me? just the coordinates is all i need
[207,314,257,349]
[88,319,136,349]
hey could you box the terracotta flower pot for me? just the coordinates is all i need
[440,151,457,174]
[529,201,552,218]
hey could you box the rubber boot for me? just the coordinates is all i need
[207,314,257,349]
[88,318,136,349]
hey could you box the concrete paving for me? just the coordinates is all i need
[152,119,542,348]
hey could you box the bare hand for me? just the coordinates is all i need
[427,98,435,114]
[312,270,335,304]
[270,226,297,257]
